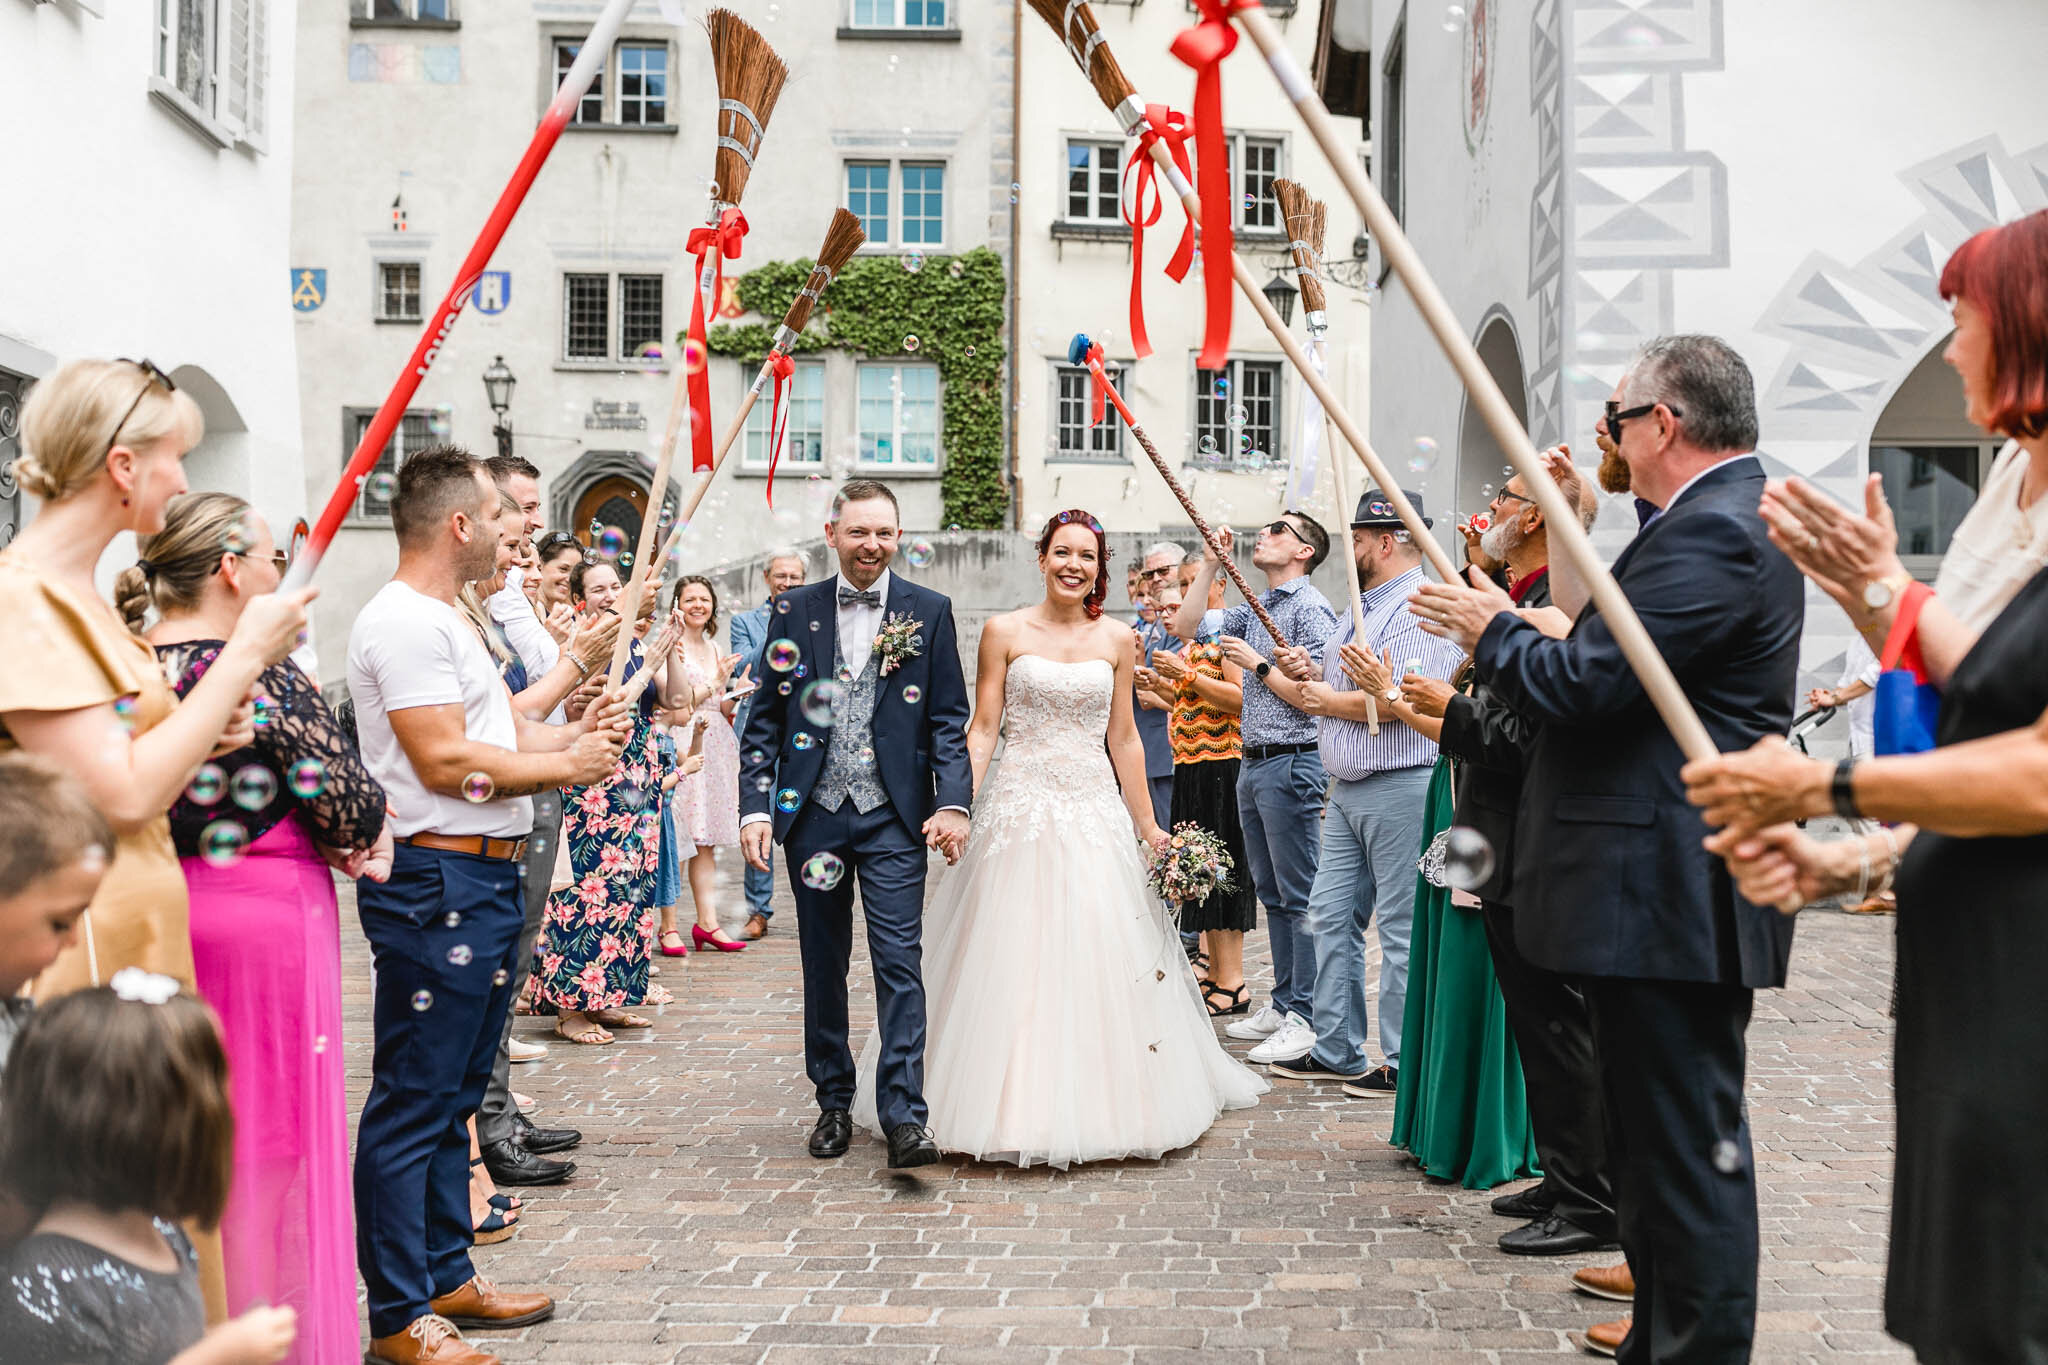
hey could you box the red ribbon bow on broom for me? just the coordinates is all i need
[1170,0,1257,369]
[1122,104,1197,361]
[684,207,749,472]
[762,349,796,507]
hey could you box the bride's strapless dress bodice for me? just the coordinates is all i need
[852,652,1267,1168]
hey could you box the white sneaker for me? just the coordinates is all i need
[1248,1019,1317,1065]
[509,1038,548,1064]
[1225,1004,1288,1041]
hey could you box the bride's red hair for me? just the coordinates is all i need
[1036,508,1110,619]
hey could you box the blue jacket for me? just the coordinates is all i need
[729,601,773,739]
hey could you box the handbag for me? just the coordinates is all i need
[1872,581,1939,756]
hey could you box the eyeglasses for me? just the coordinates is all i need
[1139,563,1178,580]
[1603,399,1683,446]
[105,358,176,459]
[1489,488,1534,510]
[1263,519,1304,543]
[214,548,291,576]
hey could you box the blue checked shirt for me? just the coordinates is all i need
[1220,578,1340,747]
[1316,565,1466,780]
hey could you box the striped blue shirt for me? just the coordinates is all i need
[1316,565,1465,780]
[1220,578,1341,747]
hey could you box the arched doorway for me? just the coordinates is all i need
[574,476,649,550]
[1455,314,1530,529]
[548,449,681,550]
[1868,333,1997,579]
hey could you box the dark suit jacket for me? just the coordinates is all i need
[1473,457,1804,988]
[736,575,973,843]
[1437,570,1551,905]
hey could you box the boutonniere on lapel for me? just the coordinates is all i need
[873,612,924,676]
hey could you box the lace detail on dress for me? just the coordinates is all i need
[157,643,388,855]
[973,656,1130,858]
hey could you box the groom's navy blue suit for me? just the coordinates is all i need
[738,573,972,1130]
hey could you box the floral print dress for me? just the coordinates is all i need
[531,645,659,1012]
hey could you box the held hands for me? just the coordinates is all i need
[1337,642,1394,697]
[923,808,969,865]
[1410,567,1516,653]
[1400,671,1456,718]
[1680,736,1833,841]
[1758,475,1906,621]
[1294,680,1342,716]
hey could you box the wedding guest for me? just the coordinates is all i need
[0,755,114,1062]
[0,358,308,998]
[530,559,688,1046]
[347,446,626,1363]
[1139,577,1255,1015]
[1261,492,1463,1093]
[531,532,583,616]
[673,575,746,951]
[649,720,692,962]
[115,491,388,1361]
[0,982,298,1365]
[1173,513,1339,1066]
[729,551,806,940]
[1131,543,1185,831]
[1412,335,1803,1363]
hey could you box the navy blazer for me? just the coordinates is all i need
[1473,457,1805,988]
[736,575,973,842]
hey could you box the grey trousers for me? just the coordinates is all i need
[477,789,561,1146]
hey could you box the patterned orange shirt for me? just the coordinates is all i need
[1168,641,1242,764]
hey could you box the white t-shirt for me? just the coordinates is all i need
[348,580,533,839]
[488,568,566,725]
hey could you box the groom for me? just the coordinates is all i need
[738,479,973,1168]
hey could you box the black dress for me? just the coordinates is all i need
[2,1220,206,1365]
[1887,564,2048,1362]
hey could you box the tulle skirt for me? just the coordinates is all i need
[853,758,1268,1168]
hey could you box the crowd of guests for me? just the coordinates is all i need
[0,208,2044,1365]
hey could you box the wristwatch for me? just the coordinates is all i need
[1382,685,1401,704]
[1830,758,1862,820]
[1254,660,1272,681]
[1861,571,1914,612]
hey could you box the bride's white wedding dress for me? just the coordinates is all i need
[852,653,1268,1168]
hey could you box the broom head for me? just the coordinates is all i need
[1025,0,1138,123]
[707,8,789,206]
[778,208,866,336]
[1273,178,1328,316]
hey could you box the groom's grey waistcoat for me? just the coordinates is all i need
[812,633,886,814]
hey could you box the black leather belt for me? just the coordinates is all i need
[1241,741,1319,761]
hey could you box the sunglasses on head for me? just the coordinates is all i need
[1604,398,1683,446]
[105,358,176,459]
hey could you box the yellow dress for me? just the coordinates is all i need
[0,554,192,993]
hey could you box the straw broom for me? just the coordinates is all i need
[1024,0,1459,587]
[1226,6,1719,768]
[606,9,788,689]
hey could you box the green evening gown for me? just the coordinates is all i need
[1390,755,1543,1189]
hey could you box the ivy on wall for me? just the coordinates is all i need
[702,247,1009,530]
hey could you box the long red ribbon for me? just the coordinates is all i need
[684,207,749,473]
[1122,104,1197,361]
[762,349,796,507]
[1085,342,1109,428]
[1170,0,1255,370]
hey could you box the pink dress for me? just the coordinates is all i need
[680,646,740,847]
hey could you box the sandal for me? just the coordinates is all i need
[1204,983,1250,1017]
[590,1008,653,1029]
[469,1158,521,1214]
[554,1017,613,1045]
[473,1206,518,1245]
[1191,952,1212,976]
[641,983,675,1006]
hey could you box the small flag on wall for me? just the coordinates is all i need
[391,193,408,232]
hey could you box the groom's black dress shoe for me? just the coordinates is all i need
[809,1109,853,1159]
[886,1123,940,1169]
[1491,1181,1555,1220]
[513,1113,582,1154]
[480,1137,575,1186]
[1498,1213,1618,1257]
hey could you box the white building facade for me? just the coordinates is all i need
[1339,0,2048,708]
[293,0,1014,683]
[1,0,304,576]
[1012,0,1375,542]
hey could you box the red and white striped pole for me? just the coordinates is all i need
[285,0,637,589]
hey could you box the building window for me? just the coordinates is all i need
[377,262,422,322]
[1380,27,1405,230]
[154,0,269,148]
[743,361,826,469]
[848,0,948,28]
[352,0,453,19]
[345,407,438,522]
[900,163,946,247]
[1194,360,1281,467]
[846,162,891,244]
[1874,443,2001,565]
[156,0,211,111]
[1053,364,1125,460]
[552,38,672,128]
[858,364,940,467]
[562,272,664,363]
[1065,140,1123,223]
[1235,135,1283,230]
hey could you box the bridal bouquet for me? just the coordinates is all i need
[1145,822,1236,905]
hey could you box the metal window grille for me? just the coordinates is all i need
[1054,365,1124,459]
[618,275,664,360]
[1065,141,1122,222]
[379,262,422,320]
[1194,360,1281,468]
[744,361,825,467]
[846,162,890,244]
[900,163,945,246]
[564,273,610,359]
[617,42,666,125]
[349,408,436,521]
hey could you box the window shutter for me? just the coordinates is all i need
[245,0,269,149]
[223,0,250,136]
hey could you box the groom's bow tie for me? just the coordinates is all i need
[838,586,882,608]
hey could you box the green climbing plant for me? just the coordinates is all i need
[702,247,1009,529]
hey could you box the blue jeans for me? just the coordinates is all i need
[744,845,775,919]
[1235,749,1326,1024]
[1305,767,1430,1072]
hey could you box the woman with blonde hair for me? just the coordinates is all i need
[118,490,384,1363]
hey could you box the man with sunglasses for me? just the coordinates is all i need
[1172,512,1339,1066]
[1411,335,1804,1365]
[1133,542,1188,831]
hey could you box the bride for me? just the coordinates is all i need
[854,509,1268,1167]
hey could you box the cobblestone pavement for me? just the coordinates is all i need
[339,865,1907,1364]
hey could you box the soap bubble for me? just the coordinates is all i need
[766,640,800,672]
[857,745,875,765]
[775,787,802,812]
[1481,483,1495,501]
[596,525,628,558]
[902,684,922,703]
[186,763,227,806]
[681,336,709,375]
[775,598,792,614]
[1443,4,1466,32]
[368,471,398,500]
[313,1034,328,1054]
[286,758,327,799]
[948,260,964,279]
[965,345,976,357]
[1711,1139,1742,1174]
[411,989,434,1012]
[1213,376,1230,396]
[1442,826,1496,891]
[617,552,634,571]
[903,335,921,352]
[223,520,253,554]
[492,968,510,986]
[113,696,136,731]
[462,771,495,803]
[1009,182,1021,204]
[199,819,248,866]
[903,252,924,274]
[1226,403,1248,426]
[1407,436,1440,473]
[447,944,473,966]
[800,851,846,890]
[588,517,603,540]
[792,731,818,750]
[904,540,935,568]
[251,694,275,729]
[777,681,793,696]
[230,766,278,811]
[445,911,462,928]
[754,774,773,792]
[800,680,843,728]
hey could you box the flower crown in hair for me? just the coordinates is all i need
[1053,510,1105,535]
[110,967,180,1005]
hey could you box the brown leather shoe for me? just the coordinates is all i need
[429,1275,555,1330]
[1578,1315,1631,1357]
[365,1315,498,1365]
[742,913,769,940]
[1571,1261,1635,1302]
